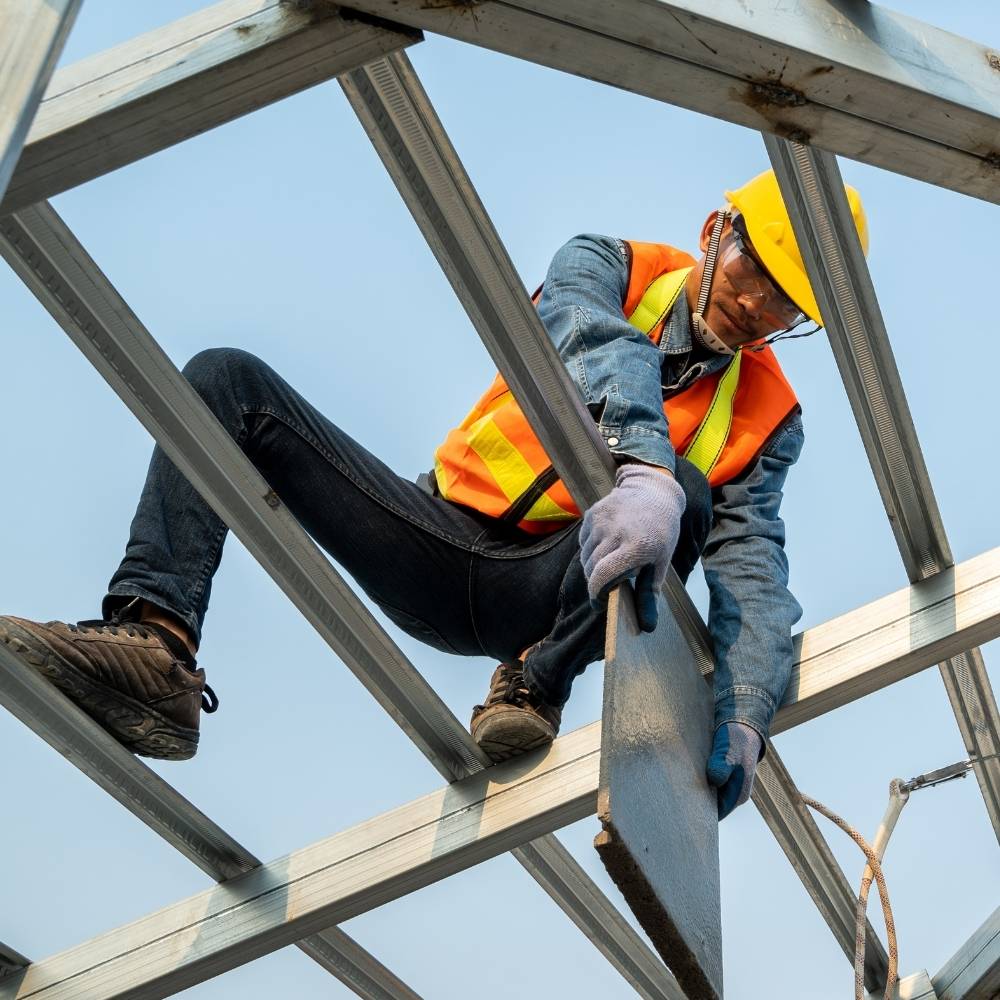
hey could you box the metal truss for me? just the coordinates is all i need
[0,723,601,1000]
[339,49,894,991]
[2,1,999,997]
[3,546,999,998]
[0,0,81,202]
[765,137,1000,840]
[0,200,686,998]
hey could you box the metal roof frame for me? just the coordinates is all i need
[1,1,998,997]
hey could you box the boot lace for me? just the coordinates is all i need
[69,619,157,640]
[67,618,219,714]
[474,663,532,712]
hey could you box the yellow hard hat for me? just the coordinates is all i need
[724,169,869,325]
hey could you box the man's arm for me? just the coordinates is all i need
[701,412,805,740]
[535,233,677,473]
[536,234,687,631]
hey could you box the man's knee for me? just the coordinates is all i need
[182,347,267,397]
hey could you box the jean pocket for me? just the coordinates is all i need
[377,600,464,655]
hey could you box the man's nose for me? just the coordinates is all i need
[735,291,764,321]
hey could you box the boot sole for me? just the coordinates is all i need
[0,618,199,761]
[471,705,557,764]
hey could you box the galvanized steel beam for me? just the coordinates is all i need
[0,202,684,1000]
[512,839,687,1000]
[893,970,939,1000]
[341,0,1000,206]
[754,751,888,990]
[0,0,81,203]
[933,907,1000,1000]
[0,638,423,1000]
[765,136,1000,840]
[0,944,27,981]
[774,545,1000,734]
[341,50,890,993]
[0,0,419,215]
[0,723,602,1000]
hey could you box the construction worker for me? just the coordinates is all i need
[0,170,867,820]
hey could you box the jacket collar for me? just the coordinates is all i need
[662,290,731,377]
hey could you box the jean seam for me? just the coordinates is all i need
[240,404,488,553]
[467,538,489,657]
[184,423,252,614]
[186,520,228,619]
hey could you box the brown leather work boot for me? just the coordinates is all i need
[0,612,217,761]
[470,662,561,764]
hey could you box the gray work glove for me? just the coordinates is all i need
[580,463,685,632]
[706,722,764,820]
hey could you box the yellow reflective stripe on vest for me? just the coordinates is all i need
[683,350,742,476]
[627,267,691,334]
[467,417,573,521]
[627,264,744,478]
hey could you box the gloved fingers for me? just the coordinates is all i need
[588,567,635,609]
[734,768,756,809]
[715,766,746,821]
[706,752,734,789]
[705,727,733,788]
[634,564,659,632]
[582,538,631,600]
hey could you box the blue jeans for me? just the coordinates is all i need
[104,348,712,708]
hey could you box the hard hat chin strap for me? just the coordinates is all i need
[691,207,735,357]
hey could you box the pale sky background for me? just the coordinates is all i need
[1,2,998,998]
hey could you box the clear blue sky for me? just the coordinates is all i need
[1,2,998,997]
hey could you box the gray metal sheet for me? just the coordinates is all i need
[597,589,721,1000]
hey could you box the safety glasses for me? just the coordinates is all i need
[719,219,808,331]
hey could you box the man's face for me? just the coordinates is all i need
[686,211,803,350]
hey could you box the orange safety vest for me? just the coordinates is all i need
[433,240,799,534]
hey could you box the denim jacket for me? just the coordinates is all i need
[536,234,804,738]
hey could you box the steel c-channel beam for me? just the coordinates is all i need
[0,0,82,203]
[0,0,420,216]
[339,0,1000,206]
[764,135,1000,842]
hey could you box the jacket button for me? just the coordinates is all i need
[606,436,620,447]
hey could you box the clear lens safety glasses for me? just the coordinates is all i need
[719,228,808,331]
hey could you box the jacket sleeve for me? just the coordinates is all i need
[701,412,805,739]
[535,234,678,472]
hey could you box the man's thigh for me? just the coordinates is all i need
[218,350,490,655]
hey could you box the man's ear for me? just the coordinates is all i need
[699,210,720,252]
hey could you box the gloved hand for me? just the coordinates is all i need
[580,463,685,632]
[706,722,764,820]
